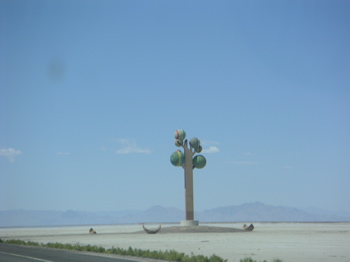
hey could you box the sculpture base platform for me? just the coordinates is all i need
[180,220,199,227]
[138,224,254,233]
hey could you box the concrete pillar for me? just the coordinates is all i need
[184,163,194,220]
[182,140,198,225]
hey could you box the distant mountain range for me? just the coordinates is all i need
[1,202,349,227]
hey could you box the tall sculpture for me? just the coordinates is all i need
[170,129,206,226]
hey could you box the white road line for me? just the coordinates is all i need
[0,251,53,262]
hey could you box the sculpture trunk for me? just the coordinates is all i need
[183,144,194,221]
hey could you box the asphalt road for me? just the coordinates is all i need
[0,243,151,262]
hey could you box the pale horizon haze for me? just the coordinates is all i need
[1,1,349,213]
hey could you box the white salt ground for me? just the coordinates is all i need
[1,223,349,262]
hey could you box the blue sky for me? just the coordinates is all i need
[1,0,349,213]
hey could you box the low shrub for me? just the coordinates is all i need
[240,258,283,262]
[0,239,282,262]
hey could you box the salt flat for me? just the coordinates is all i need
[1,223,349,262]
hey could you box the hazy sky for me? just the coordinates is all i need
[1,0,349,213]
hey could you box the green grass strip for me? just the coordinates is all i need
[0,238,282,262]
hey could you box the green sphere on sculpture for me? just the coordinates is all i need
[192,155,206,169]
[175,139,183,147]
[194,145,202,153]
[174,129,186,141]
[189,137,200,149]
[170,150,184,167]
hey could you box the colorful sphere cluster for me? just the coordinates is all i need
[174,129,186,147]
[189,137,203,153]
[170,129,206,169]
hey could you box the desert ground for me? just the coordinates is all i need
[1,222,349,262]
